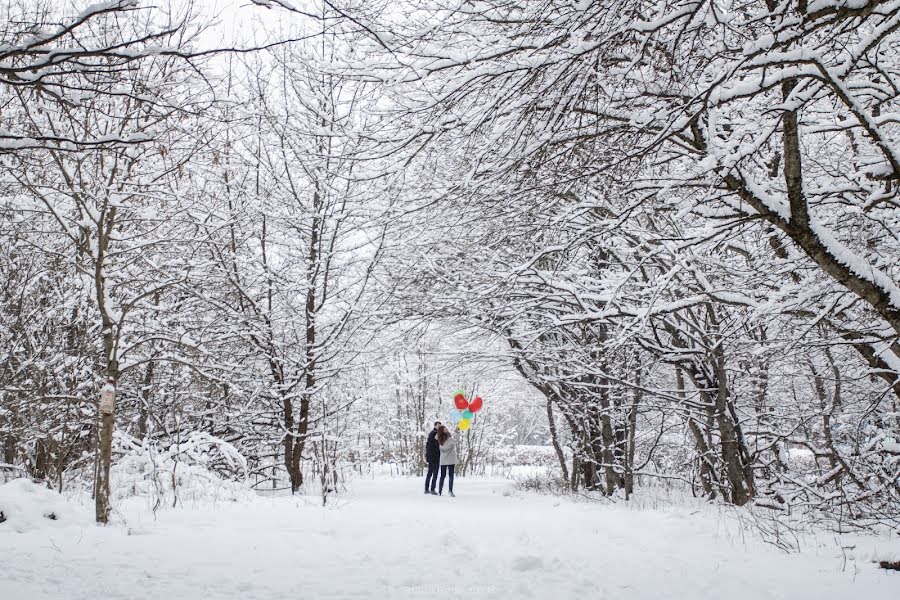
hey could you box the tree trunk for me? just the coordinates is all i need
[283,394,301,493]
[95,206,118,524]
[287,186,322,494]
[709,357,754,505]
[687,418,717,499]
[624,368,641,499]
[676,368,717,498]
[3,433,15,465]
[138,360,154,440]
[546,396,569,482]
[684,361,753,505]
[96,408,114,523]
[95,370,117,524]
[596,387,619,495]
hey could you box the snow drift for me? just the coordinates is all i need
[0,478,90,533]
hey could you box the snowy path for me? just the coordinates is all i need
[2,478,898,599]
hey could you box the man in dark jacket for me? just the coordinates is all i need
[424,421,442,495]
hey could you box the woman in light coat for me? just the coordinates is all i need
[437,425,458,497]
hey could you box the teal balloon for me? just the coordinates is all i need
[461,409,473,420]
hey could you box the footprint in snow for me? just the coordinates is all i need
[512,555,544,572]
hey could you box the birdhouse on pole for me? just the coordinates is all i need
[99,380,116,415]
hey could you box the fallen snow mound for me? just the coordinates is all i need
[0,478,90,533]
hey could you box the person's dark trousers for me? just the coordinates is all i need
[425,461,440,492]
[439,464,455,494]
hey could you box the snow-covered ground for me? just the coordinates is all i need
[1,477,898,599]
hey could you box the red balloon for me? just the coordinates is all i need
[453,394,468,410]
[469,396,483,413]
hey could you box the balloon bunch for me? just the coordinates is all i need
[447,390,484,431]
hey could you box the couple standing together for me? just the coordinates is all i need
[424,421,457,496]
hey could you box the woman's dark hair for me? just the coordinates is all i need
[437,425,451,445]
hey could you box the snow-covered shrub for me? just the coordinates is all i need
[489,445,567,469]
[111,431,254,507]
[514,471,570,495]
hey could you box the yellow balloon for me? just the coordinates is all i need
[458,418,471,431]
